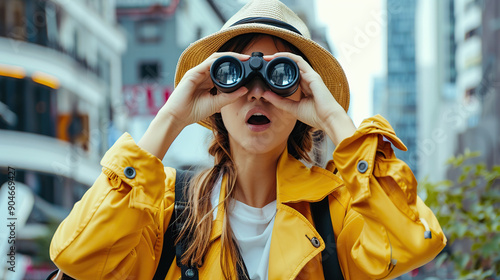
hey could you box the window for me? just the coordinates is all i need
[465,87,476,98]
[0,77,57,137]
[0,1,5,36]
[139,62,161,81]
[4,0,26,41]
[465,27,480,40]
[136,20,162,43]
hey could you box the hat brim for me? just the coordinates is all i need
[174,23,350,130]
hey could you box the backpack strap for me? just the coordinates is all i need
[45,269,75,280]
[153,169,196,280]
[310,196,344,280]
[174,170,199,280]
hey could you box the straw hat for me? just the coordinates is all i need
[174,0,350,129]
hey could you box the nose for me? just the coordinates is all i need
[246,77,268,101]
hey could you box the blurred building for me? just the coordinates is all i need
[385,0,418,176]
[454,0,500,168]
[416,0,500,181]
[282,0,332,50]
[415,0,458,181]
[372,76,387,117]
[454,0,483,130]
[0,0,125,277]
[116,0,335,169]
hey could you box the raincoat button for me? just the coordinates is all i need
[357,160,368,173]
[185,268,195,278]
[124,167,136,179]
[310,237,320,248]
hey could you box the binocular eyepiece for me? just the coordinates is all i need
[210,52,300,97]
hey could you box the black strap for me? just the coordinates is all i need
[46,270,59,280]
[153,169,195,280]
[45,270,75,280]
[175,170,199,280]
[310,197,344,280]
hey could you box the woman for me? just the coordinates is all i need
[49,0,446,279]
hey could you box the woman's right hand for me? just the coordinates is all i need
[160,52,250,128]
[137,52,249,159]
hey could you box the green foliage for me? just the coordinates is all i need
[422,149,500,280]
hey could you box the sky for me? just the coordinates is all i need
[316,0,385,126]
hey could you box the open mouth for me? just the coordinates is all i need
[247,113,271,125]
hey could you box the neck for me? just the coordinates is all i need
[230,145,283,208]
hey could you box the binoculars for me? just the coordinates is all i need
[210,52,300,97]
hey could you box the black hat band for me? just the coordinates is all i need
[230,17,303,36]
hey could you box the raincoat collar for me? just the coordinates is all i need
[209,147,343,242]
[276,147,344,204]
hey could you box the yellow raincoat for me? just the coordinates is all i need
[50,115,446,279]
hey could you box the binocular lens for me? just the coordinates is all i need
[269,62,296,87]
[214,61,241,85]
[210,53,299,96]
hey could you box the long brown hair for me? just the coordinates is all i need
[177,33,319,279]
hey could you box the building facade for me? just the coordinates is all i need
[385,0,418,176]
[453,0,500,168]
[0,0,126,277]
[415,0,458,181]
[416,0,500,182]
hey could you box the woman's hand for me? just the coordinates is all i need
[261,52,356,145]
[160,52,250,128]
[138,52,249,159]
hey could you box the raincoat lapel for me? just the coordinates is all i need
[268,148,344,279]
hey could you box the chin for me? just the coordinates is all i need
[240,137,286,156]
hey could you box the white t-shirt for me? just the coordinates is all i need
[211,178,277,280]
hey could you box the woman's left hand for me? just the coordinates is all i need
[261,52,356,145]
